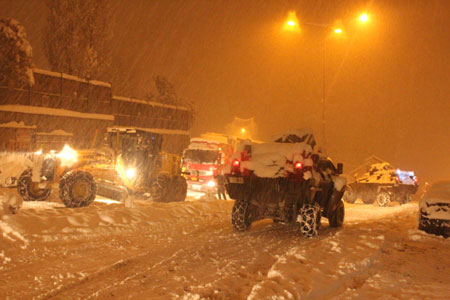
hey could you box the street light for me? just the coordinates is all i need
[359,13,369,23]
[284,11,300,32]
[282,12,369,150]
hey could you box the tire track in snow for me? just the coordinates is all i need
[41,212,231,299]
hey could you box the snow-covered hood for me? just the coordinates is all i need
[419,180,450,220]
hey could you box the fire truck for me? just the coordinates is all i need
[181,134,235,193]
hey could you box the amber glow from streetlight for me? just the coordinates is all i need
[241,128,246,133]
[283,11,300,31]
[359,13,369,23]
[334,28,342,34]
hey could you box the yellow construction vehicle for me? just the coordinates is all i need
[103,127,187,202]
[17,146,102,207]
[16,127,187,206]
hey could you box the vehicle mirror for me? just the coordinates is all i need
[337,163,343,175]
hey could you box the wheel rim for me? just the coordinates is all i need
[72,180,90,202]
[377,192,390,206]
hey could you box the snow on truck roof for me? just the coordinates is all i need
[233,139,314,178]
[188,139,222,151]
[272,128,316,148]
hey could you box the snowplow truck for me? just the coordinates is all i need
[224,129,347,237]
[104,127,187,202]
[343,162,418,207]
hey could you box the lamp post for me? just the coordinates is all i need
[283,12,369,151]
[285,16,341,150]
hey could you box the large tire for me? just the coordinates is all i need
[170,176,187,202]
[297,204,321,237]
[342,186,357,204]
[376,191,391,207]
[17,169,52,202]
[328,200,345,227]
[149,175,171,202]
[232,200,252,231]
[59,170,96,208]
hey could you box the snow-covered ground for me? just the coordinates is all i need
[0,188,449,299]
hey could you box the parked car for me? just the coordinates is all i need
[418,180,450,238]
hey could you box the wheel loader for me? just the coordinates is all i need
[16,127,187,207]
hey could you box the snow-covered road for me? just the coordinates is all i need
[0,191,449,300]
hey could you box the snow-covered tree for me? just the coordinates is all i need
[43,0,112,80]
[154,76,178,106]
[0,18,34,87]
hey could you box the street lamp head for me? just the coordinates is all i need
[359,13,369,23]
[334,28,342,34]
[283,11,300,32]
[241,128,246,133]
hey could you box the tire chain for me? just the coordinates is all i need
[231,201,250,231]
[298,204,320,238]
[59,170,96,208]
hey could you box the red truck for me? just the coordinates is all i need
[182,137,234,193]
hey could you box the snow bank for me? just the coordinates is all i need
[0,152,33,187]
[344,202,417,223]
[0,197,232,246]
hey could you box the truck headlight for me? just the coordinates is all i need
[125,168,136,179]
[57,145,78,167]
[207,180,216,187]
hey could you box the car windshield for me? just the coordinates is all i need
[183,149,219,164]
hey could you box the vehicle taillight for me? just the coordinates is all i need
[232,159,240,173]
[294,162,303,169]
